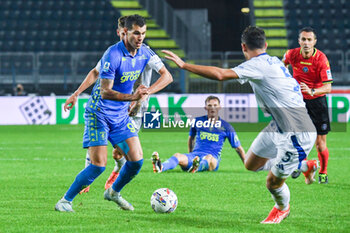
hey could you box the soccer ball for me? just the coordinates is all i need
[150,188,178,213]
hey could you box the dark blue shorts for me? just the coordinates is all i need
[82,109,138,148]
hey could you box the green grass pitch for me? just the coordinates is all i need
[0,124,350,233]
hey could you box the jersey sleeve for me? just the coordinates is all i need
[232,59,263,84]
[282,50,291,66]
[225,123,241,148]
[95,59,101,72]
[99,48,119,80]
[319,54,333,84]
[147,53,164,73]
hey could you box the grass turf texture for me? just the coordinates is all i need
[0,124,349,233]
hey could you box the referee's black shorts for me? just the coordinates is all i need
[304,95,330,135]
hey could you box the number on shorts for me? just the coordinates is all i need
[127,123,136,133]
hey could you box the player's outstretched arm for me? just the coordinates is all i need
[162,50,239,81]
[64,68,99,111]
[235,146,246,163]
[101,79,149,101]
[147,66,173,95]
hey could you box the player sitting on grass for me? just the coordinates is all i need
[152,95,245,173]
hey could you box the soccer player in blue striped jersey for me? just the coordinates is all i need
[152,96,245,173]
[55,14,173,212]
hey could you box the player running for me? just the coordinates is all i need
[163,26,317,224]
[152,95,245,173]
[55,15,173,212]
[283,27,332,184]
[64,16,164,194]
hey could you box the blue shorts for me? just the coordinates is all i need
[114,116,141,155]
[181,151,220,171]
[82,109,138,148]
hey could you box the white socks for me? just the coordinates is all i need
[85,150,91,168]
[269,183,290,211]
[300,160,308,172]
[113,157,126,173]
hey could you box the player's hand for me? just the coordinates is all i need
[129,100,142,117]
[300,82,312,95]
[162,50,185,68]
[132,85,149,100]
[64,93,78,111]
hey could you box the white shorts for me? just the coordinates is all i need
[250,121,316,178]
[131,117,142,133]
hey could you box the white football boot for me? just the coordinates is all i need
[55,197,74,212]
[104,187,134,211]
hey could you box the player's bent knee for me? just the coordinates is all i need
[244,162,258,172]
[112,149,123,160]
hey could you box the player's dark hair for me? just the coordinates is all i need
[299,26,317,39]
[125,14,146,30]
[118,16,128,29]
[205,96,220,104]
[241,26,266,50]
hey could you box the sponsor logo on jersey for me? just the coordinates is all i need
[120,70,141,83]
[200,131,219,142]
[300,61,312,65]
[302,66,309,73]
[326,69,332,80]
[102,62,110,72]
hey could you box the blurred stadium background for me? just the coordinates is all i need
[1,0,349,96]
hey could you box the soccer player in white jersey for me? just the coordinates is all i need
[163,26,317,224]
[64,16,163,193]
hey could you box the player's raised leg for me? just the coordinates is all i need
[104,136,143,211]
[244,149,274,172]
[55,146,107,212]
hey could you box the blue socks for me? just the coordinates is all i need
[162,156,179,172]
[64,164,105,201]
[197,159,209,172]
[112,159,143,192]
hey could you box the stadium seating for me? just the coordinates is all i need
[283,0,350,82]
[0,0,183,94]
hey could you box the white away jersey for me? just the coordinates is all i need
[232,53,315,133]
